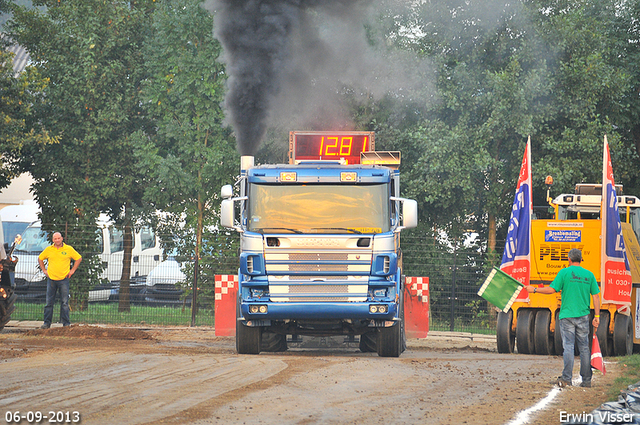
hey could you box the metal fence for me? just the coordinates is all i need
[10,230,502,333]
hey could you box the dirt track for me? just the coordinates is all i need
[0,325,623,425]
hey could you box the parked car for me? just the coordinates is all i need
[141,250,188,306]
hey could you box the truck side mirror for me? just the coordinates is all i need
[220,199,235,229]
[402,199,418,229]
[221,184,233,199]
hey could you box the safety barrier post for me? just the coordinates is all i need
[404,276,430,339]
[214,274,238,336]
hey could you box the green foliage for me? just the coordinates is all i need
[366,0,640,248]
[6,0,157,307]
[134,0,239,296]
[0,48,57,189]
[2,0,640,270]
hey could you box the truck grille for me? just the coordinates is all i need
[265,251,371,274]
[289,264,349,272]
[288,253,348,261]
[265,245,372,302]
[289,284,349,293]
[268,280,368,302]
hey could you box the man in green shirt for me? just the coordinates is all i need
[526,248,600,388]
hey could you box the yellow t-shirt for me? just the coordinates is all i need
[39,243,82,280]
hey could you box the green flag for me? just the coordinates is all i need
[478,267,525,313]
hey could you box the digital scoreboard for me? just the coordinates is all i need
[289,131,375,165]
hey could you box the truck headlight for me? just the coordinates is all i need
[249,304,268,314]
[369,304,388,314]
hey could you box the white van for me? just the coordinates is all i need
[0,201,39,246]
[13,216,163,300]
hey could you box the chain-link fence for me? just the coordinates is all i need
[402,236,499,334]
[9,225,503,333]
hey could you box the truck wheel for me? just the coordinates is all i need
[377,322,402,357]
[516,309,536,354]
[496,310,515,353]
[236,297,261,354]
[595,311,610,357]
[534,309,554,355]
[261,332,287,352]
[613,313,633,357]
[0,291,17,330]
[236,321,262,354]
[553,310,563,356]
[359,332,376,352]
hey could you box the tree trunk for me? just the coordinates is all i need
[118,221,134,313]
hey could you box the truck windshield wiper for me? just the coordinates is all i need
[254,227,303,234]
[310,228,362,234]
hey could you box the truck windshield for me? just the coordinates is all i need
[248,183,390,234]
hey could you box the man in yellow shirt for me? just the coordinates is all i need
[39,232,82,329]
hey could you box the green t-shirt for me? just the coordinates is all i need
[551,265,600,319]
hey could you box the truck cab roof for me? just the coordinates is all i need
[247,163,393,184]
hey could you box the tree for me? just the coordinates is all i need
[0,46,57,190]
[366,0,635,256]
[134,0,238,314]
[6,0,156,310]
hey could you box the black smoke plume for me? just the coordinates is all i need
[206,0,373,156]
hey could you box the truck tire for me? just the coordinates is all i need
[359,332,376,352]
[377,322,402,357]
[377,290,404,357]
[613,313,633,357]
[236,297,261,354]
[236,321,262,354]
[595,311,610,357]
[496,310,515,353]
[534,309,554,355]
[261,332,287,352]
[516,309,536,354]
[0,291,17,330]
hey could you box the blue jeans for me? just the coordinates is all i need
[43,277,70,326]
[560,316,591,384]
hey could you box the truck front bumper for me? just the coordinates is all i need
[239,301,397,321]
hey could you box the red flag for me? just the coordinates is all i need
[591,334,606,374]
[500,137,532,301]
[601,136,632,310]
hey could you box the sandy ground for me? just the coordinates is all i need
[0,324,625,425]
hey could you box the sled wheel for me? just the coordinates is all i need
[516,309,536,354]
[496,310,515,353]
[553,309,563,356]
[534,309,553,355]
[613,313,633,357]
[595,310,610,357]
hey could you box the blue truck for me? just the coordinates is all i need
[220,131,418,356]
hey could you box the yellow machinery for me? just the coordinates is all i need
[497,183,640,356]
